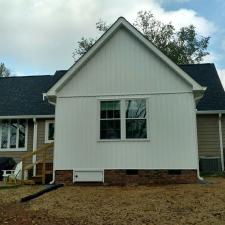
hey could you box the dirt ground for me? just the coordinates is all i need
[1,178,225,225]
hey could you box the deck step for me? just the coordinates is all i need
[32,175,43,184]
[23,180,35,185]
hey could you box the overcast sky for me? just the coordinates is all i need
[1,0,225,86]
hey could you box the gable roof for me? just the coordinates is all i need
[180,63,225,111]
[0,64,223,117]
[0,71,66,117]
[47,17,205,96]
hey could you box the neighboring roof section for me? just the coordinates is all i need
[47,17,204,96]
[180,63,225,111]
[0,71,66,117]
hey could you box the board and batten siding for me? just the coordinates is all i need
[54,26,199,171]
[196,115,220,158]
[54,25,198,170]
[54,93,198,170]
[58,28,191,98]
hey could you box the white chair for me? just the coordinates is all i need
[2,161,22,184]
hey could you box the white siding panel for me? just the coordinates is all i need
[58,28,191,97]
[54,93,198,170]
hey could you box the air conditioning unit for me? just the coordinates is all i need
[199,156,221,173]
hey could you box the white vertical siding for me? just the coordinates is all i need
[54,25,198,172]
[57,28,191,98]
[54,93,198,170]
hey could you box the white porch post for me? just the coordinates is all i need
[219,113,224,171]
[32,118,38,176]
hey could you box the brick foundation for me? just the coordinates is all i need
[55,170,73,185]
[55,169,197,185]
[104,170,197,185]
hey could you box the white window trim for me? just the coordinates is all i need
[45,120,55,143]
[97,97,150,142]
[0,119,28,151]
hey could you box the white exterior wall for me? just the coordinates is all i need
[58,28,191,97]
[54,27,198,171]
[54,94,198,170]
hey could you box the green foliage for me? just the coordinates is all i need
[96,19,109,32]
[0,63,10,77]
[73,11,210,64]
[72,37,96,61]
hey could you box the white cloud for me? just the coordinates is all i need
[203,53,217,64]
[218,69,225,89]
[0,0,216,75]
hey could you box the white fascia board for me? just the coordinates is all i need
[0,115,55,119]
[47,17,204,96]
[197,110,225,114]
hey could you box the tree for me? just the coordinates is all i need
[72,20,110,61]
[72,37,96,60]
[72,11,210,64]
[134,11,210,64]
[0,63,10,77]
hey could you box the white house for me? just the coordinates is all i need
[46,17,205,185]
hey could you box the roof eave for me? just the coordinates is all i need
[193,86,207,104]
[0,115,55,119]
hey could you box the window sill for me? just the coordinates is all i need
[0,148,27,152]
[97,138,150,142]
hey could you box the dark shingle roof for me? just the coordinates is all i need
[180,63,225,111]
[0,70,67,116]
[0,64,224,116]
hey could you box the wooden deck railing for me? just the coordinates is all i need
[21,143,54,184]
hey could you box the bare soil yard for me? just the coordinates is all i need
[1,177,225,225]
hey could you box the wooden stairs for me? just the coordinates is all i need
[21,143,54,185]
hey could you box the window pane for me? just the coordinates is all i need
[126,99,146,118]
[18,120,26,148]
[10,120,17,148]
[126,119,147,139]
[100,120,120,139]
[48,123,54,140]
[100,101,120,119]
[1,120,8,148]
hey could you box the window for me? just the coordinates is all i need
[45,120,55,143]
[99,99,148,140]
[100,101,120,139]
[0,119,27,151]
[126,99,147,139]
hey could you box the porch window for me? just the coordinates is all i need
[45,120,54,143]
[0,119,27,151]
[100,101,121,139]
